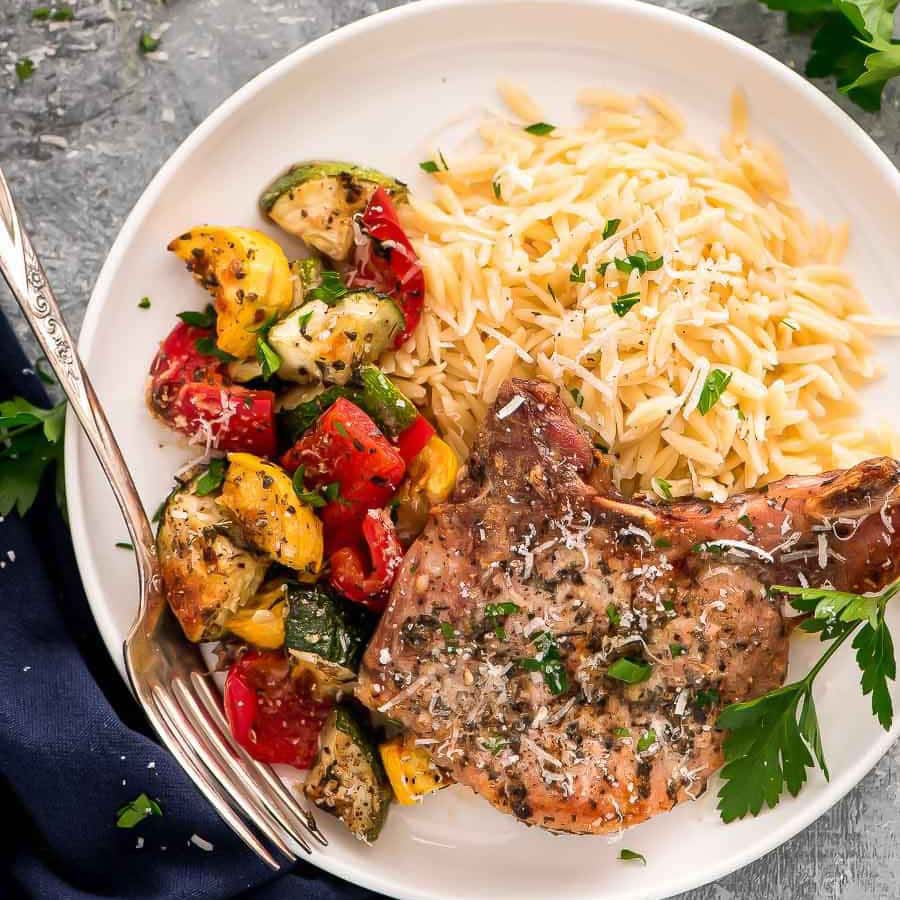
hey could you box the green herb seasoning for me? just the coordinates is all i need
[653,477,672,500]
[618,849,647,865]
[613,727,631,738]
[606,602,621,627]
[115,541,134,551]
[194,337,236,363]
[491,179,502,200]
[698,369,732,415]
[137,297,151,310]
[518,631,569,695]
[195,458,226,496]
[115,793,162,829]
[611,292,641,317]
[569,387,584,408]
[16,58,35,81]
[177,304,216,328]
[607,657,653,684]
[138,32,160,54]
[308,270,348,306]
[570,262,586,283]
[602,218,620,240]
[636,730,657,753]
[256,336,281,380]
[669,642,686,657]
[524,122,555,136]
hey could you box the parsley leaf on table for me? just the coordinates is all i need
[759,0,900,110]
[0,396,67,518]
[716,578,899,822]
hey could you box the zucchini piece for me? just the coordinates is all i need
[157,476,268,642]
[355,365,418,437]
[278,385,354,444]
[267,291,404,386]
[304,705,392,842]
[290,257,323,307]
[285,584,375,699]
[260,161,407,261]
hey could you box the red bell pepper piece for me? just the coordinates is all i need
[329,509,404,610]
[280,397,405,551]
[350,187,425,345]
[148,320,277,456]
[395,415,436,464]
[223,651,330,769]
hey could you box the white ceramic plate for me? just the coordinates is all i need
[65,1,900,897]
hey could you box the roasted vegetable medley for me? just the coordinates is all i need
[147,162,454,842]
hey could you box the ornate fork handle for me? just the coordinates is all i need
[0,167,156,607]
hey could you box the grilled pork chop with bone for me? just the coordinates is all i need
[356,380,900,834]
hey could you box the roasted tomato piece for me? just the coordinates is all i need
[175,383,277,456]
[280,397,405,550]
[224,650,331,769]
[349,187,424,345]
[147,321,225,420]
[329,509,403,610]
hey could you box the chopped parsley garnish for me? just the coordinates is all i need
[441,621,457,651]
[692,541,726,556]
[524,122,555,136]
[482,735,509,755]
[137,297,151,309]
[116,793,162,829]
[607,657,653,684]
[611,292,641,317]
[547,283,557,303]
[291,466,327,508]
[613,251,664,276]
[16,58,35,81]
[569,262,586,283]
[636,730,657,753]
[256,336,281,380]
[333,421,349,438]
[654,537,672,549]
[518,631,569,695]
[195,458,226,496]
[698,369,732,415]
[669,642,686,657]
[115,541,134,551]
[195,337,236,363]
[738,514,754,531]
[780,317,799,331]
[618,849,646,865]
[696,688,720,708]
[138,32,161,54]
[177,305,216,328]
[491,178,502,200]
[485,601,520,640]
[613,727,631,738]
[419,161,439,173]
[569,387,584,408]
[37,5,74,20]
[602,218,620,240]
[653,477,672,500]
[597,261,611,276]
[716,578,899,823]
[606,602,621,627]
[308,270,348,306]
[0,396,66,518]
[32,7,52,18]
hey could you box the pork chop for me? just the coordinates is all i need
[356,380,900,834]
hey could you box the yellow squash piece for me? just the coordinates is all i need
[379,735,448,805]
[168,226,293,359]
[394,436,459,542]
[223,581,288,649]
[219,453,323,578]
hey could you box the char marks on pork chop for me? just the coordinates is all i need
[356,380,900,834]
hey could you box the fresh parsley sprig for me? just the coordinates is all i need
[0,396,66,519]
[716,578,899,823]
[759,0,899,110]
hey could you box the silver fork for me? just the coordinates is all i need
[0,167,328,869]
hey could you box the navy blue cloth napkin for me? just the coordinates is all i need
[0,310,382,900]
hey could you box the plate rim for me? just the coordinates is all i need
[64,1,900,897]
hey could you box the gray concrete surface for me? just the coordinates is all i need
[1,1,898,897]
